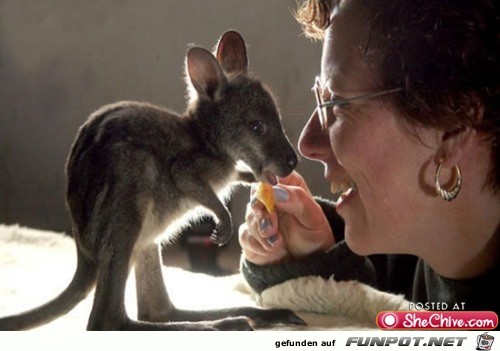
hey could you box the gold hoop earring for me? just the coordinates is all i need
[435,161,462,201]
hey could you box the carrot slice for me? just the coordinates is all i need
[254,182,275,213]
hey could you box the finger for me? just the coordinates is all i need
[273,184,326,230]
[238,223,267,257]
[278,171,312,194]
[244,201,283,249]
[256,212,283,249]
[238,223,285,263]
[244,202,266,239]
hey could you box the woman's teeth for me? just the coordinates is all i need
[330,181,358,203]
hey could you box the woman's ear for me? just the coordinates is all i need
[437,100,484,167]
[437,126,477,168]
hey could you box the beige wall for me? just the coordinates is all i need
[0,0,330,232]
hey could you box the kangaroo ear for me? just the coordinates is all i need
[215,30,248,76]
[187,47,227,101]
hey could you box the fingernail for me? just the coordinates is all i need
[259,218,272,232]
[273,186,289,202]
[266,234,279,246]
[250,196,258,207]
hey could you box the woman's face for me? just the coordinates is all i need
[298,0,440,255]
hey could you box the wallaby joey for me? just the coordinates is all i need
[0,30,301,330]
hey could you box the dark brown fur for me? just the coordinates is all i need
[0,30,302,330]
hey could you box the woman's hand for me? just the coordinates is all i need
[239,171,335,265]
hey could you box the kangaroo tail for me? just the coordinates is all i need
[0,251,96,330]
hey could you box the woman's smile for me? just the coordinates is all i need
[330,180,358,209]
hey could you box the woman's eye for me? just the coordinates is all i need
[249,120,267,135]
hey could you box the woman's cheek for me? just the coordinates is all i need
[329,121,351,159]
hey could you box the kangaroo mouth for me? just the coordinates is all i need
[261,170,278,185]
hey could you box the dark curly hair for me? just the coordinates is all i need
[295,0,500,191]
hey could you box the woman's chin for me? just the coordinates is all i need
[344,226,376,256]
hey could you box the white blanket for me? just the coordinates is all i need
[0,224,408,330]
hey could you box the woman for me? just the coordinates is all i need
[239,0,499,320]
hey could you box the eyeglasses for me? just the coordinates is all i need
[312,76,402,130]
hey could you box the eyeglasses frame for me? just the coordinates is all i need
[312,76,403,130]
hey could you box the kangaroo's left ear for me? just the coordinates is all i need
[187,47,227,101]
[215,30,248,76]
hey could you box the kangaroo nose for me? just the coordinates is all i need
[285,154,298,172]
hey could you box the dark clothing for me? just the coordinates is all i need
[240,197,500,329]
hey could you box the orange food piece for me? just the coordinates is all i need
[255,182,275,213]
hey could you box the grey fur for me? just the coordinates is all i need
[0,30,302,330]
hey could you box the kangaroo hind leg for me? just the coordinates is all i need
[134,243,175,322]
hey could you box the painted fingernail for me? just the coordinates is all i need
[266,234,279,246]
[250,196,258,207]
[259,218,272,232]
[273,186,289,202]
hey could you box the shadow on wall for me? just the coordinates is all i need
[0,0,327,233]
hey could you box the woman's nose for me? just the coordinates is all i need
[298,109,332,162]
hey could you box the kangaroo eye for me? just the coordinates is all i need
[249,120,267,136]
